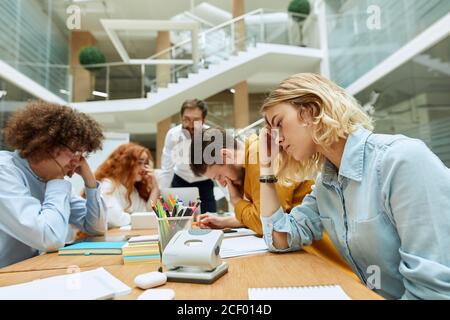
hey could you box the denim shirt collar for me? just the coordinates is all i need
[12,150,45,182]
[321,127,372,186]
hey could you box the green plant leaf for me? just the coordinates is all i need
[79,46,106,71]
[288,0,311,21]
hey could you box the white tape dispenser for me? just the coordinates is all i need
[161,229,228,284]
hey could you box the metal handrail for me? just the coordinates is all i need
[28,9,308,70]
[183,11,216,28]
[145,34,256,91]
[10,8,312,102]
[8,9,310,71]
[145,8,265,61]
[146,9,309,61]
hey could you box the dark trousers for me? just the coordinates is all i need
[171,174,217,213]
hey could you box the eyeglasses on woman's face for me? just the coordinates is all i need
[60,143,89,159]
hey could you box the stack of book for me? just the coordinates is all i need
[58,241,127,256]
[122,235,161,265]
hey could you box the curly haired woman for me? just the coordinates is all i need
[0,101,106,268]
[95,143,160,228]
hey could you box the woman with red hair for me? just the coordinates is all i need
[96,143,160,228]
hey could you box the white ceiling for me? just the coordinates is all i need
[47,0,293,61]
[43,0,298,92]
[56,0,293,24]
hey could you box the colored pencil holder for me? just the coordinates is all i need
[157,215,193,253]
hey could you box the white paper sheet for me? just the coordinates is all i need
[248,285,351,300]
[0,267,131,300]
[220,235,268,258]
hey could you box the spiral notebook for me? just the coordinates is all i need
[248,285,351,300]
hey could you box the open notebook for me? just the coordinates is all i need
[0,267,131,300]
[220,235,268,258]
[248,285,351,300]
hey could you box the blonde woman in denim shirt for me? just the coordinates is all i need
[259,73,450,300]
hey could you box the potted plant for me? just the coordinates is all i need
[287,0,311,46]
[79,46,106,72]
[78,46,106,100]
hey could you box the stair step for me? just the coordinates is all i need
[177,77,189,83]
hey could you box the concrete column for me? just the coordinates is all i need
[70,31,96,102]
[156,31,171,88]
[155,31,173,168]
[232,0,246,52]
[233,81,250,129]
[156,116,172,169]
[232,1,249,129]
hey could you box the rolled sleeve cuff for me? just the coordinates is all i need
[85,181,107,234]
[85,181,101,201]
[261,207,292,253]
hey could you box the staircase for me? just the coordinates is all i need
[413,54,450,76]
[70,9,322,134]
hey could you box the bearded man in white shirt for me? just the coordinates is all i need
[158,99,217,213]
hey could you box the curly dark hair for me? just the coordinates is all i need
[3,100,104,161]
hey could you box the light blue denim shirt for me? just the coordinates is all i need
[261,127,450,300]
[0,150,107,268]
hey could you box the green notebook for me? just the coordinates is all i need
[58,241,127,256]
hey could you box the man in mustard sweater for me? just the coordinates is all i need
[190,127,355,276]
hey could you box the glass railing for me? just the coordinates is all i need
[144,9,314,64]
[2,61,71,101]
[6,8,318,103]
[69,8,318,103]
[204,101,236,129]
[0,0,70,101]
[325,0,450,88]
[236,118,265,143]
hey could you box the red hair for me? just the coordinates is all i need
[95,143,154,211]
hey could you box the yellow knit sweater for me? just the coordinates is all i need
[234,135,356,278]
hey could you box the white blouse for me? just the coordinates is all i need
[100,179,152,228]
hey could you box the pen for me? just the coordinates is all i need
[162,202,171,217]
[169,194,175,207]
[160,196,169,211]
[157,197,169,217]
[172,202,178,217]
[182,207,193,217]
[150,200,160,218]
[223,228,238,233]
[192,199,201,215]
[157,201,166,218]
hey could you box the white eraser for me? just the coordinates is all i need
[134,271,167,290]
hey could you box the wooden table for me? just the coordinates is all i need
[0,228,145,273]
[0,228,382,300]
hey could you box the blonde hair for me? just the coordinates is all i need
[261,73,374,186]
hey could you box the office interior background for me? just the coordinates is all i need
[1,0,449,182]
